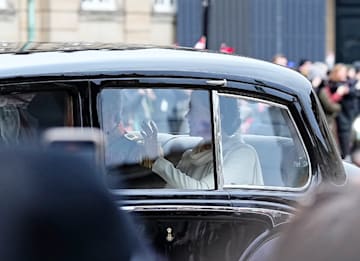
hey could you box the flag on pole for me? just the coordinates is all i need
[194,36,206,49]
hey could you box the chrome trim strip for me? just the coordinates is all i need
[77,91,84,126]
[121,205,292,227]
[217,92,312,192]
[87,81,93,127]
[212,90,224,189]
[206,79,227,87]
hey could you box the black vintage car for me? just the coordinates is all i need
[0,43,358,260]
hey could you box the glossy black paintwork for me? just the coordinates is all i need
[0,45,349,260]
[0,46,309,94]
[0,44,344,196]
[132,210,273,261]
[0,46,346,201]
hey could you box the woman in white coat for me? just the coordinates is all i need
[141,91,263,189]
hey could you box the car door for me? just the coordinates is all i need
[214,81,312,259]
[92,77,279,260]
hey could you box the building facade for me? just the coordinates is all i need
[1,0,359,64]
[177,0,337,64]
[0,0,176,45]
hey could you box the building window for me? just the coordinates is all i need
[0,0,8,10]
[153,0,176,14]
[81,0,116,11]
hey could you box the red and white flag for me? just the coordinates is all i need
[194,36,206,49]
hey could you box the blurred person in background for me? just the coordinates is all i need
[347,65,357,82]
[0,147,157,261]
[219,43,235,54]
[310,62,343,136]
[328,64,358,159]
[297,59,312,79]
[270,181,360,261]
[350,65,360,166]
[0,94,38,146]
[272,54,288,67]
[308,62,328,92]
[353,65,360,114]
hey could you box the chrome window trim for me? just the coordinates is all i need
[217,92,312,192]
[77,91,84,126]
[211,90,224,189]
[87,81,93,127]
[121,205,292,227]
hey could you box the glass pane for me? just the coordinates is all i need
[81,0,116,11]
[0,91,72,145]
[99,88,215,190]
[219,95,310,188]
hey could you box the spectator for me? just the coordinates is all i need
[0,94,38,145]
[297,59,312,78]
[347,65,357,82]
[312,63,344,135]
[353,65,360,114]
[329,64,358,158]
[0,147,156,261]
[308,62,328,91]
[270,181,360,261]
[219,43,235,54]
[272,54,288,67]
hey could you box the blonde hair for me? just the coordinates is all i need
[329,63,347,82]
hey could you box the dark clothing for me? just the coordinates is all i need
[328,80,358,157]
[0,148,156,261]
[317,80,341,131]
[0,107,38,145]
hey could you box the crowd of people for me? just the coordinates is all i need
[272,53,360,160]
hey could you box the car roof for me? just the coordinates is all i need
[0,42,311,96]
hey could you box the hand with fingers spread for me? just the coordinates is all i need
[141,120,161,161]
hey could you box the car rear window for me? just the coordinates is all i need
[0,91,73,145]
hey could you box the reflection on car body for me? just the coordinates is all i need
[0,42,356,260]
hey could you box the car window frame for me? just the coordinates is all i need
[92,77,312,193]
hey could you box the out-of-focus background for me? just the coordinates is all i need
[0,0,358,64]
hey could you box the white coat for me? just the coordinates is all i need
[152,136,264,189]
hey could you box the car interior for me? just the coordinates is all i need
[0,91,74,145]
[106,132,309,189]
[101,88,310,190]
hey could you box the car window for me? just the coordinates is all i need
[0,91,73,145]
[99,88,216,190]
[219,94,310,188]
